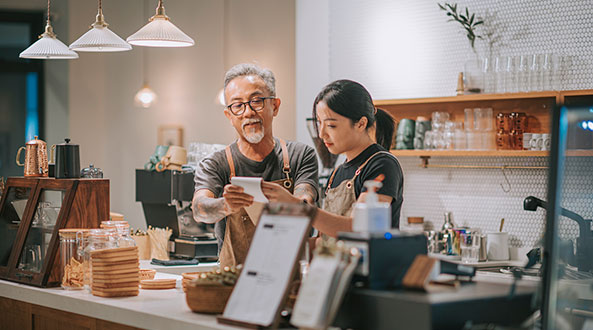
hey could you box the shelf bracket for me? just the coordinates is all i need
[420,156,431,168]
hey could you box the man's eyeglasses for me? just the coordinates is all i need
[226,97,275,116]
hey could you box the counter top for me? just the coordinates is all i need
[0,261,242,330]
[0,260,541,330]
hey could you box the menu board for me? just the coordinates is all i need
[219,203,314,328]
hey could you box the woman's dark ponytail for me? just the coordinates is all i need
[374,108,395,150]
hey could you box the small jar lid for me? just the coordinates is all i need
[59,228,90,239]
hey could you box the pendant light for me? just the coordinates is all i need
[134,0,157,110]
[135,84,157,108]
[69,0,131,52]
[19,0,78,59]
[127,0,194,48]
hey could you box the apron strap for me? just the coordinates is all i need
[326,150,393,193]
[325,166,339,194]
[278,138,290,173]
[225,145,236,179]
[278,138,292,188]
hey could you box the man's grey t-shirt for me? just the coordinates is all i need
[194,138,319,252]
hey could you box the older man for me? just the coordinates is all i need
[192,63,318,267]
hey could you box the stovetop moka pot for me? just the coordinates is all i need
[16,136,49,177]
[53,138,80,179]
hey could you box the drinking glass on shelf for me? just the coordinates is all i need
[494,56,505,93]
[433,130,446,150]
[474,108,493,131]
[517,55,529,92]
[481,57,494,94]
[542,53,552,91]
[505,56,517,93]
[431,111,449,131]
[529,54,543,91]
[451,122,465,150]
[443,121,456,150]
[423,130,434,150]
[461,232,480,264]
[464,108,474,132]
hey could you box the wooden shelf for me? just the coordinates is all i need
[375,91,561,106]
[390,149,593,157]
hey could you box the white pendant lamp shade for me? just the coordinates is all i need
[20,25,78,59]
[135,84,157,108]
[70,4,131,52]
[127,0,194,47]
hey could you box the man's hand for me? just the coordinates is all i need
[222,184,254,213]
[261,181,300,203]
[192,186,253,224]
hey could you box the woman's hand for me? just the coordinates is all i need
[222,184,254,214]
[261,181,301,203]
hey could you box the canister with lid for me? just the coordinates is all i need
[82,228,118,291]
[59,228,89,290]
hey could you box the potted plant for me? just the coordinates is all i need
[438,2,484,93]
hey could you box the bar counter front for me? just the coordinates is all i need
[0,259,537,330]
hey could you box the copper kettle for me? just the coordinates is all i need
[16,136,49,177]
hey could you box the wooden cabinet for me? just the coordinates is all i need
[376,90,593,158]
[0,177,108,287]
[0,297,140,330]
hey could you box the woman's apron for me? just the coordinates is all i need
[323,151,393,218]
[219,138,294,268]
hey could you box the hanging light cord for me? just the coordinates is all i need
[42,0,56,37]
[46,0,50,25]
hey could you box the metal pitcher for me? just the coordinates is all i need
[16,136,49,177]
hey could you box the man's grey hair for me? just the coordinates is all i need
[224,63,276,96]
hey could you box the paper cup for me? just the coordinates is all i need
[487,232,509,261]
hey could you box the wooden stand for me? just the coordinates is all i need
[0,177,109,287]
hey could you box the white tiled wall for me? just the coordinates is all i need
[326,0,593,249]
[329,0,593,99]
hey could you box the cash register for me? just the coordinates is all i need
[135,169,218,260]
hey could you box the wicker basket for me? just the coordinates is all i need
[185,282,234,314]
[139,269,156,280]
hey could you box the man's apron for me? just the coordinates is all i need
[219,138,294,268]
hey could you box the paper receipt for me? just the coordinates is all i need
[230,177,269,203]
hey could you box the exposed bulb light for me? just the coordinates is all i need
[217,88,226,106]
[135,84,157,108]
[69,0,131,52]
[19,0,78,59]
[127,0,194,48]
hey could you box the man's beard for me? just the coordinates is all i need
[242,118,264,144]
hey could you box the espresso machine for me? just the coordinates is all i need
[135,169,218,260]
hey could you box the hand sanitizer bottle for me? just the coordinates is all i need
[352,180,391,233]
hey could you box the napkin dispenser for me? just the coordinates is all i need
[338,231,427,290]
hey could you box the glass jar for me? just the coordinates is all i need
[59,228,89,290]
[100,220,135,247]
[115,222,136,247]
[80,164,103,178]
[82,228,117,291]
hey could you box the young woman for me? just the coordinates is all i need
[262,79,403,237]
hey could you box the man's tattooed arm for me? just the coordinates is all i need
[293,183,317,205]
[192,189,230,224]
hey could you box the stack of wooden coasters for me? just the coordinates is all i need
[90,246,140,297]
[140,278,176,290]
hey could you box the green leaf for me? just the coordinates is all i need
[474,21,484,26]
[470,13,475,25]
[438,3,445,10]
